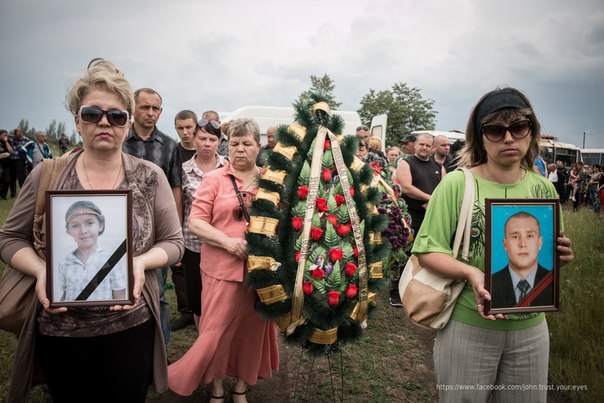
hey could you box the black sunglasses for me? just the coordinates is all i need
[79,106,130,127]
[356,125,369,132]
[482,120,532,143]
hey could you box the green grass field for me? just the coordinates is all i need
[0,196,602,402]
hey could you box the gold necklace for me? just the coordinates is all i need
[81,155,123,189]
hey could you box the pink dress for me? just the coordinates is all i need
[168,166,279,396]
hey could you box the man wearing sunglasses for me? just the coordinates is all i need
[123,87,183,346]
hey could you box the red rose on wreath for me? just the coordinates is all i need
[326,215,337,227]
[292,217,303,231]
[328,291,340,306]
[353,246,359,258]
[328,248,343,263]
[310,227,323,241]
[297,186,309,200]
[303,281,314,295]
[350,186,355,197]
[345,262,358,276]
[369,160,383,175]
[336,224,351,237]
[346,284,358,298]
[295,251,301,262]
[311,268,325,279]
[316,197,329,212]
[324,139,331,151]
[322,169,332,183]
[335,194,345,206]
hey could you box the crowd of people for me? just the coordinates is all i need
[549,160,603,213]
[0,57,582,403]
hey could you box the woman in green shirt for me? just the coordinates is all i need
[412,87,574,402]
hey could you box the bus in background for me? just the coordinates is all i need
[410,130,465,144]
[539,135,582,166]
[580,148,604,165]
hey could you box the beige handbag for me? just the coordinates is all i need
[398,168,474,329]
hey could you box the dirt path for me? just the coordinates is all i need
[148,297,438,403]
[147,294,570,403]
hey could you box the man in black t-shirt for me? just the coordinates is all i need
[392,133,446,307]
[396,133,446,235]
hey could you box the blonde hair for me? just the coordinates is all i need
[368,137,382,151]
[66,58,135,116]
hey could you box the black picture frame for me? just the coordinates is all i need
[485,198,560,315]
[45,190,134,308]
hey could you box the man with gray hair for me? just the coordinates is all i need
[22,131,53,169]
[256,126,277,167]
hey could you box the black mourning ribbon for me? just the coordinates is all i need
[75,239,127,301]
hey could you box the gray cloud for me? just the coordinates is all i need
[0,0,602,149]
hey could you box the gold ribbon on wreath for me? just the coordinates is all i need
[286,124,370,336]
[286,127,327,335]
[327,127,369,325]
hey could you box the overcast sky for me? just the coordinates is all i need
[1,0,603,148]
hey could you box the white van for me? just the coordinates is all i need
[221,106,387,146]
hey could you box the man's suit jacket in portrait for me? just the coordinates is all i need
[491,265,553,309]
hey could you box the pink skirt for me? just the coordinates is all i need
[168,272,279,396]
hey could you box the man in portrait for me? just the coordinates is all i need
[491,211,554,309]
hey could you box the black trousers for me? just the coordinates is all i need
[0,163,11,198]
[9,159,27,196]
[37,319,155,403]
[182,247,202,316]
[170,263,193,317]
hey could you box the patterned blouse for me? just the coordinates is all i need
[182,153,227,251]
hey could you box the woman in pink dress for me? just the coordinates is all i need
[168,119,279,403]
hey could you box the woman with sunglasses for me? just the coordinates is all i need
[180,118,228,329]
[169,118,278,403]
[0,58,184,402]
[412,88,574,402]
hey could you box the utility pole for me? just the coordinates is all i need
[582,131,586,149]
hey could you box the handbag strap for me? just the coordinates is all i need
[229,174,251,224]
[451,168,475,260]
[33,157,67,257]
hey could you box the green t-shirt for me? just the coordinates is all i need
[412,168,560,330]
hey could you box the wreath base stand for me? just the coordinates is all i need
[293,348,344,403]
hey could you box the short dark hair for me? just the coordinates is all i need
[504,211,540,236]
[401,134,417,145]
[134,88,162,104]
[174,110,198,125]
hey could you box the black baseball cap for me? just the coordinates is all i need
[401,134,417,144]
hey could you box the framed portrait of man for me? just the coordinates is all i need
[484,199,560,315]
[45,190,134,308]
